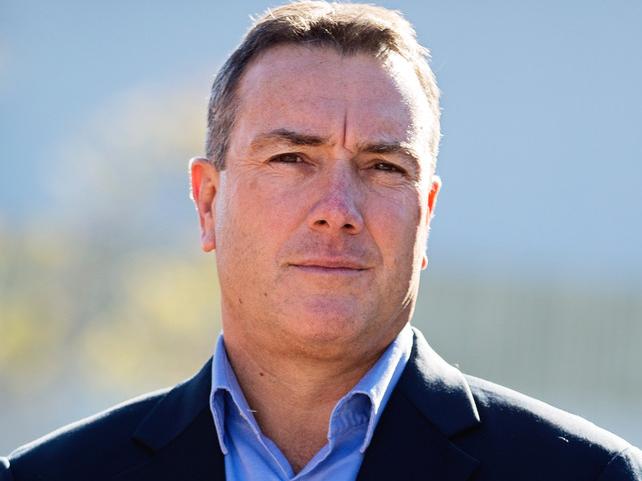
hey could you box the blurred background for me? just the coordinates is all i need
[1,0,641,453]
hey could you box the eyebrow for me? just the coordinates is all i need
[248,128,330,151]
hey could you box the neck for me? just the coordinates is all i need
[226,331,384,408]
[221,325,400,473]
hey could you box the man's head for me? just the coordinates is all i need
[205,1,441,172]
[191,1,441,363]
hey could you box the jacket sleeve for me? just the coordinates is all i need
[0,457,15,481]
[598,446,642,481]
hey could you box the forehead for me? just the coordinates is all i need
[231,44,433,154]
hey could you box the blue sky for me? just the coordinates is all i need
[2,0,641,282]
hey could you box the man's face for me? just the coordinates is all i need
[192,45,440,360]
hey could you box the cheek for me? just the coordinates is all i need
[217,176,298,260]
[367,189,424,266]
[215,180,258,266]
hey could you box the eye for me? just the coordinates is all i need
[372,161,405,174]
[268,153,304,164]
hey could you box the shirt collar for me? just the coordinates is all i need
[209,323,413,455]
[341,323,413,452]
[209,334,260,454]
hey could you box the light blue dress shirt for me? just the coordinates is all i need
[209,324,413,481]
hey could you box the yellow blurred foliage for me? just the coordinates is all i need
[80,252,221,392]
[1,81,221,397]
[0,230,73,393]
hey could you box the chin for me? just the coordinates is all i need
[280,298,374,346]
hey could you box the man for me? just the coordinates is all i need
[2,2,641,480]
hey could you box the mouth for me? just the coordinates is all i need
[288,259,371,275]
[292,265,367,275]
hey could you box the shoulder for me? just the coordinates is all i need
[401,328,641,479]
[4,358,215,481]
[401,327,641,478]
[6,388,169,481]
[463,374,642,479]
[465,374,629,450]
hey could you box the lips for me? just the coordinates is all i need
[288,258,371,278]
[292,258,369,270]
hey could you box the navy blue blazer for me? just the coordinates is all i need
[2,329,641,480]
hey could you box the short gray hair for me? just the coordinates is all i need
[206,1,440,170]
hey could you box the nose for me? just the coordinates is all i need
[307,168,364,235]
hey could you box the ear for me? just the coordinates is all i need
[189,157,220,252]
[421,175,441,270]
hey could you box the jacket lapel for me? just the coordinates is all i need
[115,359,226,481]
[357,328,481,481]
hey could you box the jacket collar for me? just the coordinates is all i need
[127,327,481,481]
[120,360,224,481]
[133,359,214,451]
[401,327,481,436]
[356,328,481,481]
